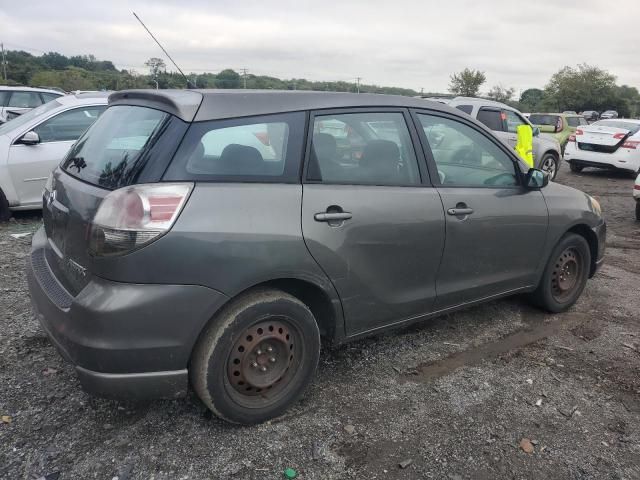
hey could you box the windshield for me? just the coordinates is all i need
[0,100,61,136]
[61,105,170,189]
[592,120,640,134]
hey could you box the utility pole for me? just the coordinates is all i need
[1,43,7,82]
[356,76,361,94]
[240,68,248,89]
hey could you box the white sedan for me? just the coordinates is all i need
[564,119,640,176]
[0,93,108,220]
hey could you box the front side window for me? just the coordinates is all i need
[8,92,42,108]
[476,108,504,132]
[165,112,305,182]
[418,113,519,187]
[504,110,528,133]
[33,106,106,143]
[308,112,420,185]
[62,105,169,188]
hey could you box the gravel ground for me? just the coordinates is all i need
[1,166,639,480]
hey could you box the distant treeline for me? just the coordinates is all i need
[0,50,426,96]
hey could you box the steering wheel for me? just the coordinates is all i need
[483,172,515,186]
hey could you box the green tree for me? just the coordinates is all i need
[215,69,241,89]
[144,57,166,78]
[448,68,486,97]
[543,64,618,113]
[487,84,515,103]
[519,88,545,112]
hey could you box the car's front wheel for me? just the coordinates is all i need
[529,233,591,313]
[541,154,559,180]
[190,288,321,424]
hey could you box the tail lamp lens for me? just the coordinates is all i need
[89,183,193,256]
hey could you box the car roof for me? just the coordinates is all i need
[109,89,462,122]
[530,112,581,117]
[0,85,64,95]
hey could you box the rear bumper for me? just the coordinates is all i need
[564,146,640,173]
[27,227,229,400]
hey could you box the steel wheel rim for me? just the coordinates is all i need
[225,317,302,408]
[542,156,556,177]
[551,247,582,302]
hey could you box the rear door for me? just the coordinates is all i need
[7,105,106,206]
[412,110,548,309]
[302,108,445,335]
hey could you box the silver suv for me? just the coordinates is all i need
[27,90,605,424]
[448,97,563,179]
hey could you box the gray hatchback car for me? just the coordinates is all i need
[27,90,606,424]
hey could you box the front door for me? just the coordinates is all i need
[7,105,105,206]
[413,111,548,309]
[302,109,445,335]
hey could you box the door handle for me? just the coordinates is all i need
[314,212,353,222]
[447,207,474,216]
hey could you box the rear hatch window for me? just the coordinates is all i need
[529,114,559,126]
[61,105,183,189]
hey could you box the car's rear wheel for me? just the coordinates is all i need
[541,154,559,180]
[569,162,583,173]
[190,288,320,424]
[0,189,11,222]
[529,233,591,313]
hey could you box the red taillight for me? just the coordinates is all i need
[253,131,270,146]
[89,183,193,256]
[568,134,576,142]
[622,140,640,149]
[634,184,640,190]
[613,133,627,139]
[576,129,584,136]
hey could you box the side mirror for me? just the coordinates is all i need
[532,126,540,137]
[18,131,40,145]
[525,168,549,189]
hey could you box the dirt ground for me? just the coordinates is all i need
[1,166,639,480]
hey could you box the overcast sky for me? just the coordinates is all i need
[1,0,638,93]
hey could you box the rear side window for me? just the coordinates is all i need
[165,112,305,183]
[476,108,504,132]
[307,112,420,186]
[62,105,170,188]
[8,92,42,108]
[41,92,61,103]
[455,105,473,115]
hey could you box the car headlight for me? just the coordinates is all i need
[588,195,602,216]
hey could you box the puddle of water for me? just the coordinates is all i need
[403,313,584,383]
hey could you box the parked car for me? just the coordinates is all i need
[564,119,640,176]
[0,86,64,124]
[582,111,600,123]
[600,110,619,120]
[528,113,588,154]
[634,172,640,220]
[27,90,606,424]
[0,93,108,220]
[448,97,563,179]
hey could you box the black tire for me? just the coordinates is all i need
[635,201,640,221]
[190,288,321,424]
[540,153,559,180]
[529,233,591,313]
[0,189,11,222]
[569,162,583,173]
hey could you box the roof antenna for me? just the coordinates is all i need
[133,11,196,89]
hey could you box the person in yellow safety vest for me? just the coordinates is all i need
[515,124,534,168]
